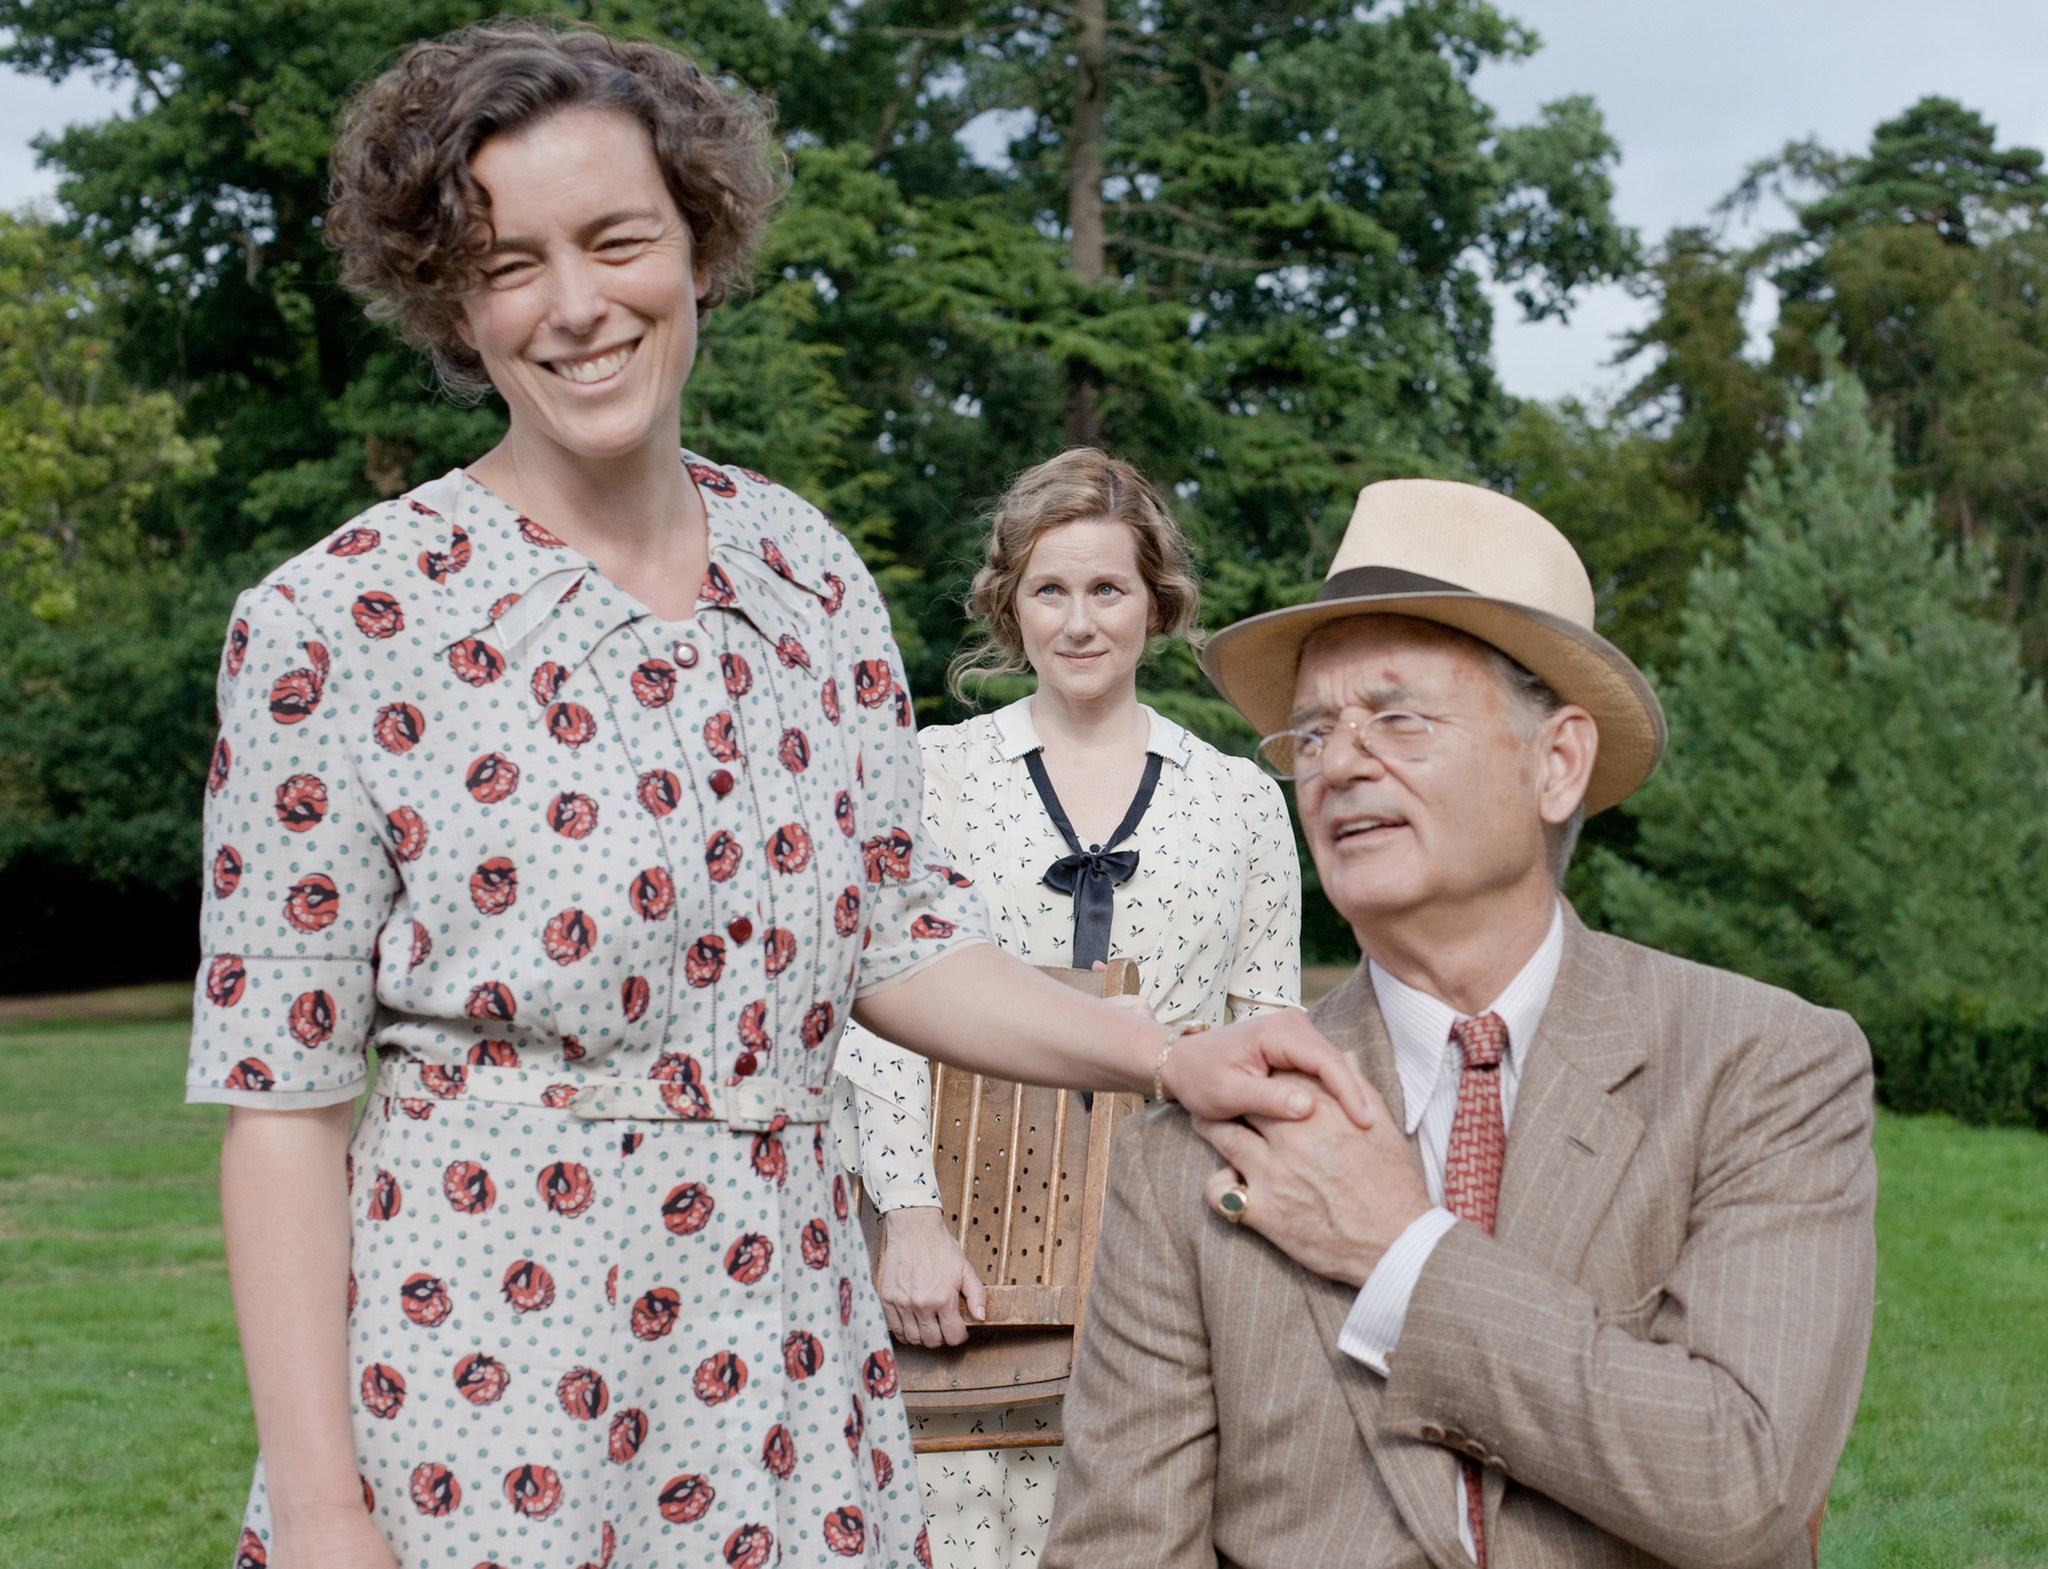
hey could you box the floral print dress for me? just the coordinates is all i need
[187,456,987,1569]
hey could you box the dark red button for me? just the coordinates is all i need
[727,917,753,944]
[708,769,734,796]
[733,1051,759,1077]
[673,641,699,669]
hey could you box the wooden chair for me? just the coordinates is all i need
[859,959,1146,1455]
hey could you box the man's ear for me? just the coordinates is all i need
[1539,705,1598,827]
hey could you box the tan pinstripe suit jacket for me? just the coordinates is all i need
[1045,913,1876,1569]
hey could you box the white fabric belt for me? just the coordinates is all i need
[380,1059,831,1131]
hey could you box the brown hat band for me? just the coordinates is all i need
[1319,565,1466,601]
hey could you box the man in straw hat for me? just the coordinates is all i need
[1045,480,1876,1568]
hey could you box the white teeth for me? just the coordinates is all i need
[552,345,633,384]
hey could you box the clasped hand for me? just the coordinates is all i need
[1192,1072,1432,1288]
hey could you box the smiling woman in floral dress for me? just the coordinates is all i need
[189,20,1362,1569]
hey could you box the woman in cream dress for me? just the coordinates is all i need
[830,449,1302,1567]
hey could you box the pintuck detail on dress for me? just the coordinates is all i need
[192,455,987,1569]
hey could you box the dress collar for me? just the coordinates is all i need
[1368,900,1566,1136]
[987,696,1191,768]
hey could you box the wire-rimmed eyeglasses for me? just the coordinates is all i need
[1255,709,1437,780]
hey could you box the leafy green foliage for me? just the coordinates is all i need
[1585,352,2048,1044]
[1879,999,2048,1132]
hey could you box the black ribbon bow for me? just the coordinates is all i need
[1023,749,1163,969]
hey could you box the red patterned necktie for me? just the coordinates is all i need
[1444,1012,1510,1565]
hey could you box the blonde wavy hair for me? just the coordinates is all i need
[948,449,1203,702]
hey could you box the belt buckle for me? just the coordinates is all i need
[724,1079,778,1131]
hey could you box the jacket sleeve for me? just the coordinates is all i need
[1044,1111,1220,1569]
[1381,999,1876,1569]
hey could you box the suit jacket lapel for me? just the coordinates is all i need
[1495,910,1648,1275]
[1298,968,1477,1569]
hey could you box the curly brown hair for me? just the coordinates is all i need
[326,18,780,397]
[948,448,1203,702]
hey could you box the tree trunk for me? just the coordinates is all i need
[1065,0,1108,447]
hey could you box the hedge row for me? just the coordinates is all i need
[1875,998,2048,1131]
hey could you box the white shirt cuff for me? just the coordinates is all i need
[1337,1207,1460,1376]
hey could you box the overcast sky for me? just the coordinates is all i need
[8,2,2048,403]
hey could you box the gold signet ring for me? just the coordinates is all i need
[1217,1183,1250,1224]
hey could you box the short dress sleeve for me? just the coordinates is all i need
[1224,761,1303,1020]
[840,577,990,996]
[186,583,400,1108]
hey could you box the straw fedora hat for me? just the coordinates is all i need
[1201,478,1665,815]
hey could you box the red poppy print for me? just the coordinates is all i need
[502,1259,554,1312]
[372,701,425,754]
[631,659,676,707]
[416,524,470,584]
[465,981,515,1021]
[225,619,249,676]
[207,737,232,794]
[211,845,243,899]
[705,830,743,882]
[304,640,329,683]
[268,668,322,724]
[873,1448,894,1488]
[720,652,752,699]
[283,873,339,932]
[778,727,810,774]
[700,562,737,605]
[724,1524,774,1569]
[629,868,674,922]
[444,1160,496,1214]
[224,1057,273,1092]
[538,1161,595,1218]
[621,974,650,1022]
[470,858,518,915]
[518,515,565,547]
[703,711,741,761]
[762,927,796,977]
[543,908,597,963]
[774,633,810,669]
[399,1273,452,1327]
[546,702,597,747]
[845,1397,865,1454]
[275,773,328,832]
[467,1039,518,1067]
[408,500,441,518]
[768,822,812,874]
[235,1527,266,1569]
[819,572,846,614]
[637,769,682,818]
[754,535,794,580]
[367,1169,401,1221]
[205,956,247,1008]
[839,1274,854,1325]
[910,913,957,940]
[453,1352,510,1405]
[853,659,893,708]
[683,935,726,988]
[800,1218,831,1270]
[466,753,519,804]
[408,921,431,968]
[504,1464,562,1521]
[528,660,567,708]
[361,1363,406,1419]
[488,591,520,621]
[751,1133,787,1188]
[448,637,505,686]
[801,1002,835,1050]
[608,1408,648,1463]
[834,886,861,937]
[693,1351,748,1405]
[822,1505,866,1557]
[548,791,598,838]
[419,1064,466,1098]
[631,1288,681,1341]
[929,861,974,888]
[863,1348,900,1398]
[386,806,427,860]
[724,1233,773,1285]
[783,1330,824,1382]
[738,1000,770,1055]
[688,460,738,497]
[761,1424,796,1480]
[272,582,294,602]
[835,791,856,837]
[397,1098,433,1119]
[916,1526,934,1568]
[661,1182,715,1236]
[558,1367,609,1420]
[862,828,914,882]
[288,990,334,1046]
[352,592,403,638]
[651,1052,710,1117]
[561,1033,585,1060]
[658,1473,716,1524]
[834,1175,850,1225]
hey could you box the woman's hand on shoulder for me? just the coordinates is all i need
[1161,1008,1375,1129]
[878,1206,987,1348]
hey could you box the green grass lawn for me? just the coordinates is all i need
[1,1016,2044,1567]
